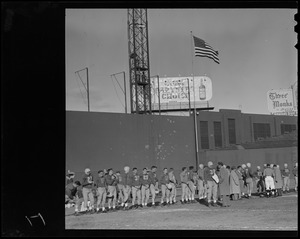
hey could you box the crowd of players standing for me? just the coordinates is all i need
[65,162,298,216]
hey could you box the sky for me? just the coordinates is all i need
[66,8,297,115]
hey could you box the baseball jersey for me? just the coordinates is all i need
[105,174,116,186]
[203,167,215,182]
[131,173,141,187]
[160,173,170,185]
[192,171,198,183]
[198,168,204,180]
[180,171,188,183]
[254,170,263,180]
[140,173,151,186]
[112,174,119,186]
[76,186,83,199]
[168,172,176,184]
[281,168,290,177]
[263,168,275,177]
[187,170,194,182]
[96,176,106,188]
[65,183,77,200]
[123,172,132,186]
[82,174,94,189]
[244,167,253,179]
[116,174,123,185]
[292,167,298,177]
[148,171,158,186]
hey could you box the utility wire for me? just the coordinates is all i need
[112,74,125,94]
[77,71,88,92]
[75,74,88,107]
[111,75,125,109]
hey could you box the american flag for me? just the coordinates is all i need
[193,36,220,64]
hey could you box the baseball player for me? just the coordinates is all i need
[65,180,81,206]
[180,167,189,204]
[187,166,196,203]
[91,188,100,211]
[235,166,244,199]
[244,163,254,198]
[168,168,177,204]
[263,164,275,197]
[95,170,107,213]
[240,164,248,198]
[115,171,124,208]
[148,166,159,207]
[274,164,283,196]
[105,168,117,211]
[292,163,298,192]
[160,168,171,206]
[66,170,75,185]
[197,164,206,201]
[122,166,132,210]
[281,163,290,193]
[74,185,84,216]
[81,168,95,213]
[254,166,264,194]
[131,167,142,209]
[141,168,151,207]
[204,161,218,207]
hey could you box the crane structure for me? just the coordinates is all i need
[127,9,152,114]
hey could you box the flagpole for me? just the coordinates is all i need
[191,31,199,168]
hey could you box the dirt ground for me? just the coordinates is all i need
[65,190,298,231]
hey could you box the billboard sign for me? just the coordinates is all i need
[150,76,212,105]
[267,89,294,114]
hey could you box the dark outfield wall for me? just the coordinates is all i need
[66,111,298,181]
[66,111,197,180]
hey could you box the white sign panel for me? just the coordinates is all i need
[150,76,212,105]
[267,89,294,114]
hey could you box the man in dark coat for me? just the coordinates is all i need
[217,162,230,207]
[229,166,240,200]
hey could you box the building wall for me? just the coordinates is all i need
[197,109,297,150]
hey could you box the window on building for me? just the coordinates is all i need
[213,121,222,148]
[281,124,296,134]
[253,123,271,141]
[228,118,236,144]
[200,121,209,149]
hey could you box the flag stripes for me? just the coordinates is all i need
[193,36,220,64]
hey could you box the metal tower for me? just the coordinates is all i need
[127,9,152,114]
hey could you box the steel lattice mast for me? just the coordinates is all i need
[128,9,152,114]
